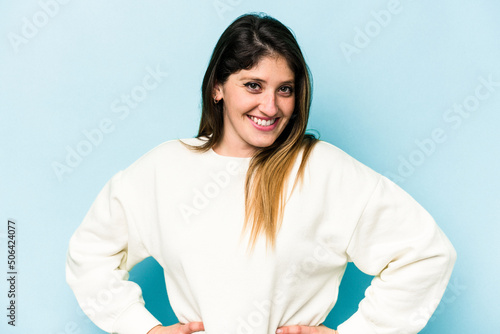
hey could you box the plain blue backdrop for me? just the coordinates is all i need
[1,0,499,333]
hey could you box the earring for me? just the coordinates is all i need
[214,98,221,104]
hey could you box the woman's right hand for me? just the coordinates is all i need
[147,322,205,334]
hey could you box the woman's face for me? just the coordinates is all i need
[213,55,295,157]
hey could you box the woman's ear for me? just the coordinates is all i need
[213,82,223,101]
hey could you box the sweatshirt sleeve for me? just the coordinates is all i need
[337,175,457,334]
[65,171,162,334]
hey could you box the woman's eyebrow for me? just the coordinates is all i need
[240,77,295,85]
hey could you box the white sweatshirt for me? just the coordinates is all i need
[65,137,456,334]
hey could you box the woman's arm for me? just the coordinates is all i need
[278,175,455,334]
[337,175,457,334]
[66,171,162,334]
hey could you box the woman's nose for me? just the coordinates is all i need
[258,92,278,116]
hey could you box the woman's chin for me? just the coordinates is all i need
[248,138,279,149]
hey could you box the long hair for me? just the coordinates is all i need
[181,13,319,251]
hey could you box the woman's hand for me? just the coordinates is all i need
[147,322,205,334]
[276,324,338,334]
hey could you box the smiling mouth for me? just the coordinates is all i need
[248,115,278,127]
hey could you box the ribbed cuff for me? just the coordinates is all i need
[337,311,375,334]
[112,302,162,334]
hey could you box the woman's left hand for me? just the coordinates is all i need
[276,324,338,334]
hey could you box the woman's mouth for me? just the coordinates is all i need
[247,115,279,129]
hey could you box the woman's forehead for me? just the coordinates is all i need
[231,55,295,81]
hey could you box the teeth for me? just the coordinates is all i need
[250,116,276,127]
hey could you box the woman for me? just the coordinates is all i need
[66,13,456,334]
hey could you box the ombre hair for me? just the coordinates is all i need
[181,13,319,251]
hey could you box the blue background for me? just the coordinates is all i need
[1,0,499,333]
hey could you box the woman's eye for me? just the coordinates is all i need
[279,86,294,95]
[244,82,261,91]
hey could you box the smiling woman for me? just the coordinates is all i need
[213,56,295,155]
[66,12,456,334]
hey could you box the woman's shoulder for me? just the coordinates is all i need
[309,140,350,160]
[307,139,381,185]
[121,136,207,173]
[307,139,366,167]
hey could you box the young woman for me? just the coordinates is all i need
[66,13,456,334]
